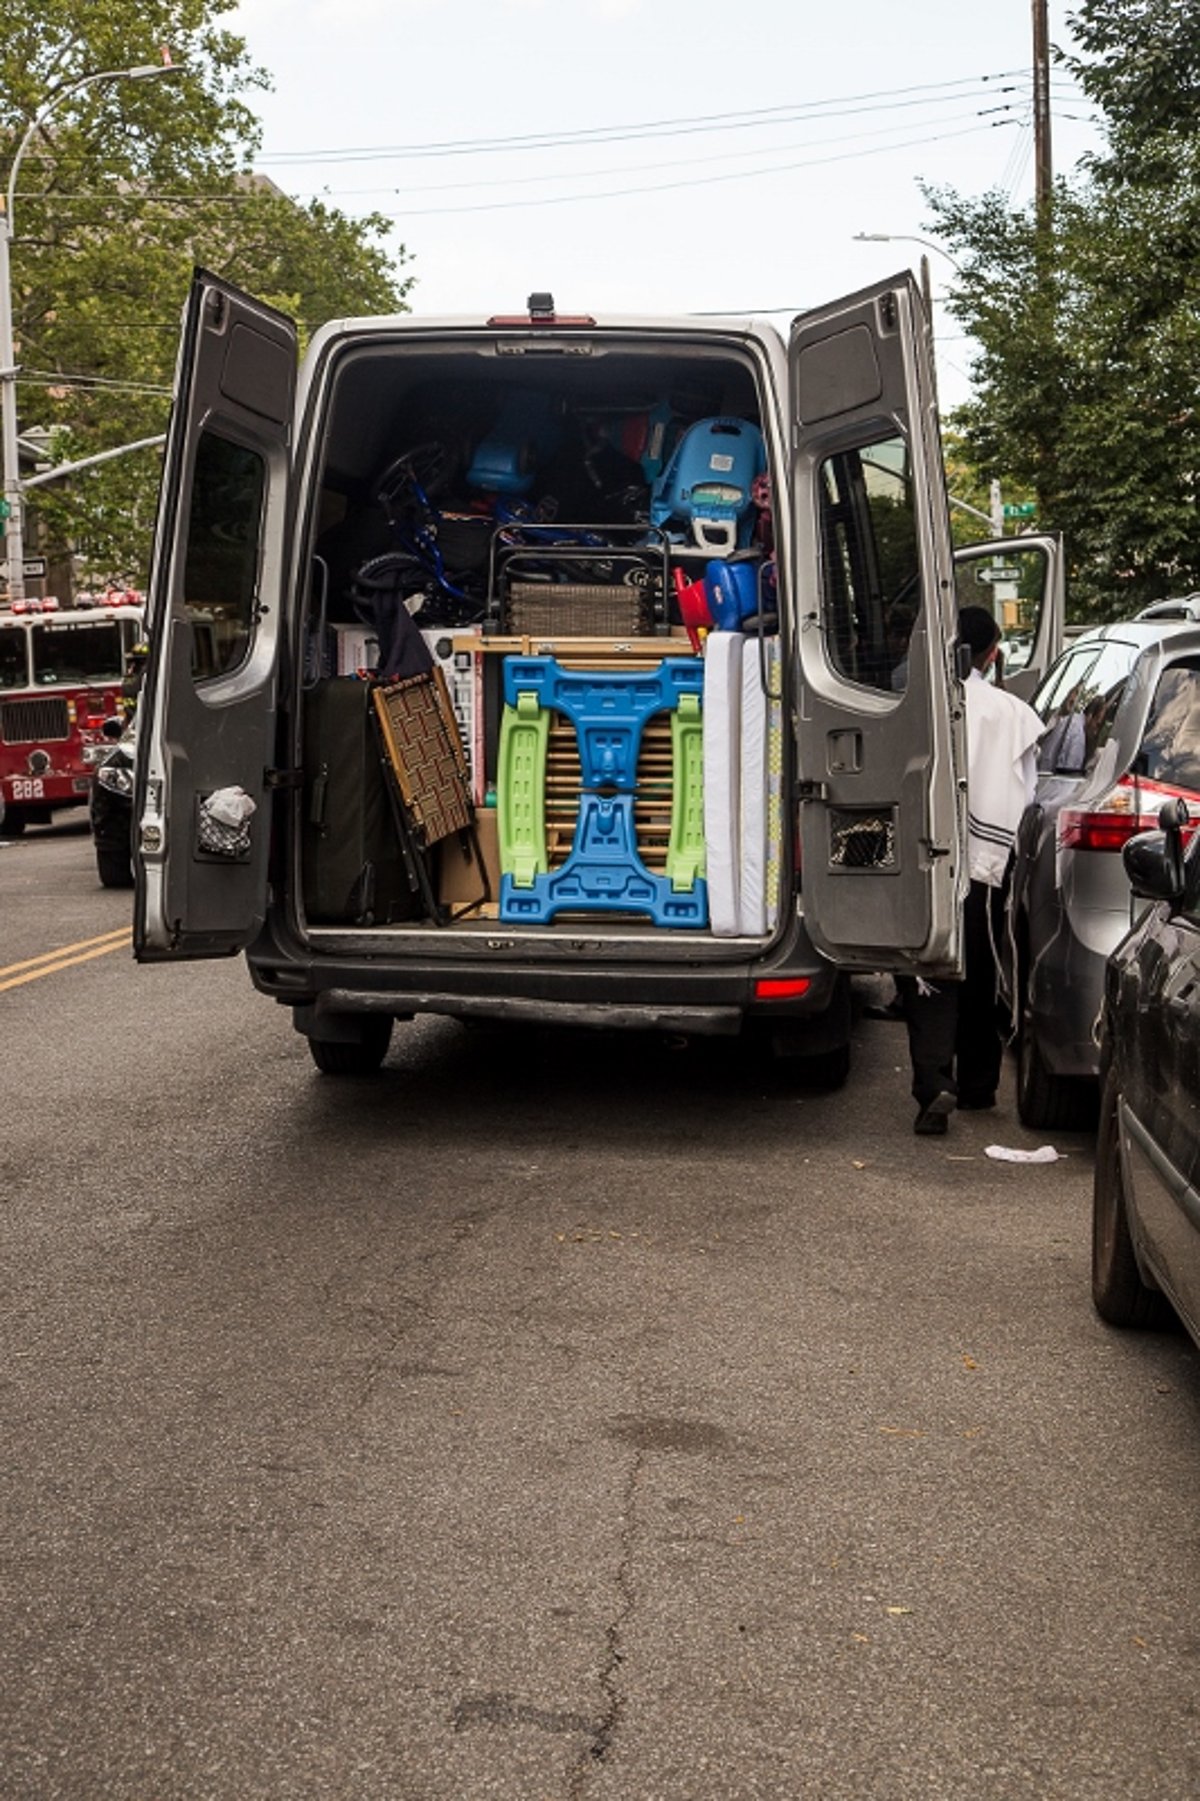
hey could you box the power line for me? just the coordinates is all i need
[375,119,1018,219]
[254,70,1035,165]
[19,368,172,395]
[24,102,1019,213]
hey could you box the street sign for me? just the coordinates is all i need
[22,557,45,578]
[975,565,1022,584]
[1003,501,1037,519]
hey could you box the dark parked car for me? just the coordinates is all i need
[1005,599,1200,1129]
[1093,798,1200,1344]
[89,717,135,888]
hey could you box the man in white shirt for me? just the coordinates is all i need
[901,605,1045,1135]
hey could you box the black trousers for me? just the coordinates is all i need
[897,880,1005,1109]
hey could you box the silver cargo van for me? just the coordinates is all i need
[133,270,1052,1081]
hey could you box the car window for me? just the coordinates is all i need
[1035,640,1136,775]
[1133,658,1200,792]
[1035,648,1099,771]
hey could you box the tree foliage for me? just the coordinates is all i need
[925,0,1200,620]
[2,3,411,589]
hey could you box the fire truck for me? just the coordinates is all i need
[0,590,145,836]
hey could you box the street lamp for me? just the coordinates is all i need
[852,233,965,411]
[0,62,181,603]
[852,232,964,276]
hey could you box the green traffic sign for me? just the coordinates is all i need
[0,498,10,523]
[1003,501,1037,518]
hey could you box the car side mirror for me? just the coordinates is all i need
[1123,798,1189,905]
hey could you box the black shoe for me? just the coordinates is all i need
[914,1091,956,1136]
[957,1091,997,1111]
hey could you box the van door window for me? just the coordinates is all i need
[183,429,266,682]
[956,540,1050,677]
[818,433,918,694]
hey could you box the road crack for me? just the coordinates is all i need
[568,1446,644,1796]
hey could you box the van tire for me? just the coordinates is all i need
[0,808,26,838]
[1092,1069,1174,1328]
[757,1034,851,1092]
[307,1017,393,1076]
[787,1042,852,1091]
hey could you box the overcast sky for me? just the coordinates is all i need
[226,0,1101,410]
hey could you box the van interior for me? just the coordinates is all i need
[290,332,791,949]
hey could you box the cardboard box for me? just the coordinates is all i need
[437,805,501,910]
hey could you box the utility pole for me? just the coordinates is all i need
[1032,0,1053,232]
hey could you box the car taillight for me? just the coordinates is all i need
[1058,774,1199,851]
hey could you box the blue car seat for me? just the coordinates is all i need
[649,417,766,552]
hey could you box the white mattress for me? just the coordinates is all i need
[739,636,783,935]
[702,632,743,936]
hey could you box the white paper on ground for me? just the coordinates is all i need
[984,1144,1064,1163]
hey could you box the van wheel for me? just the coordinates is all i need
[307,1017,393,1076]
[789,1042,852,1091]
[0,808,26,838]
[761,1037,851,1092]
[1092,1068,1174,1328]
[95,843,134,889]
[1016,979,1093,1129]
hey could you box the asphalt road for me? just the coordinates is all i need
[3,822,1199,1801]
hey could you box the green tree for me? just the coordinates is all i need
[924,0,1200,620]
[2,3,411,590]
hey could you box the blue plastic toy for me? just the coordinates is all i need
[705,559,761,631]
[497,656,709,928]
[501,656,704,790]
[467,392,563,496]
[649,417,766,553]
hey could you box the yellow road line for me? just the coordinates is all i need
[0,929,132,992]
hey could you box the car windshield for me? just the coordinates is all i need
[30,620,124,686]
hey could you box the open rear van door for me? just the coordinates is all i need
[790,273,966,977]
[134,271,296,959]
[954,532,1064,699]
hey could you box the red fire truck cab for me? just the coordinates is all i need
[0,590,145,836]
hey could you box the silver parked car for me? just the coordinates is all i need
[1006,598,1200,1128]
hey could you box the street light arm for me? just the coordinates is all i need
[852,232,964,276]
[6,64,180,223]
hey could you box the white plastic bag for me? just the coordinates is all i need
[198,785,257,857]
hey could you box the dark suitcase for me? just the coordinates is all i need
[302,677,421,924]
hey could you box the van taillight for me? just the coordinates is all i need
[755,977,811,1000]
[1057,774,1197,852]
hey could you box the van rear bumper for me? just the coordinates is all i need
[298,989,746,1037]
[248,916,844,1041]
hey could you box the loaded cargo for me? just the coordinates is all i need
[131,273,1058,1082]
